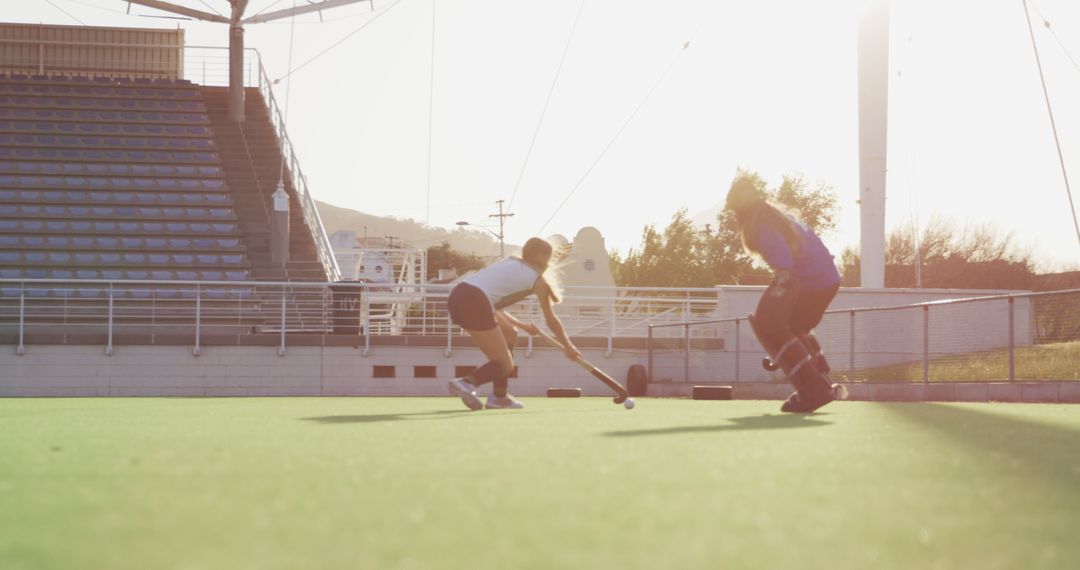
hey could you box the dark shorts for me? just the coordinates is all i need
[755,276,839,335]
[448,283,498,331]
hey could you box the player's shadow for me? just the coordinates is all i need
[603,414,831,437]
[301,410,473,424]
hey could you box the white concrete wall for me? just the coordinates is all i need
[0,344,648,398]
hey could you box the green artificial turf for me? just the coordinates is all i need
[2,398,1078,570]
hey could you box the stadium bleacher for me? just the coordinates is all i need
[0,73,252,287]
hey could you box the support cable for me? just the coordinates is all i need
[1022,0,1080,251]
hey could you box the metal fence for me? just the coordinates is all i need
[648,288,1080,384]
[0,280,722,357]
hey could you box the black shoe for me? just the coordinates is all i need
[780,383,847,413]
[779,389,834,413]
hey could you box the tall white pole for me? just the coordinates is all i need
[857,0,889,288]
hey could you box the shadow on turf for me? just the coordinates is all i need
[879,402,1080,490]
[602,414,831,437]
[301,410,474,424]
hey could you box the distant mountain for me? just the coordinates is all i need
[315,200,510,257]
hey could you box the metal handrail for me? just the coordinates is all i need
[647,287,1080,329]
[250,50,342,282]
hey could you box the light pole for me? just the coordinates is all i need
[457,200,514,257]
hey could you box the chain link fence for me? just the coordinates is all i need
[648,288,1080,384]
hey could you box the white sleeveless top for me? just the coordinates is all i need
[462,258,541,310]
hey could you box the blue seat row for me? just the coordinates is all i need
[0,161,222,177]
[0,147,219,164]
[0,220,239,235]
[1,74,193,86]
[0,235,241,251]
[0,121,212,137]
[1,285,254,301]
[0,95,204,112]
[1,268,247,281]
[0,175,225,189]
[0,104,208,124]
[0,132,215,150]
[0,235,242,250]
[0,190,230,206]
[0,251,245,266]
[0,286,254,301]
[0,285,255,301]
[0,204,235,219]
[0,82,201,100]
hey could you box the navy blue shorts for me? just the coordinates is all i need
[448,283,498,331]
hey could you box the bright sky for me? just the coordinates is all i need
[9,0,1080,270]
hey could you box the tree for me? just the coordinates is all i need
[426,242,485,281]
[612,169,840,287]
[841,215,1038,290]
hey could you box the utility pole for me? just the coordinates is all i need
[489,199,514,258]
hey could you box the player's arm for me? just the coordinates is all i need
[498,310,539,336]
[535,279,580,360]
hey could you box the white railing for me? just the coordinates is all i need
[648,288,1080,384]
[182,45,341,282]
[183,46,256,87]
[0,280,721,357]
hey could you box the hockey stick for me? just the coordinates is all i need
[534,330,630,404]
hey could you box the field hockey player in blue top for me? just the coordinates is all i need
[725,176,848,413]
[446,237,581,410]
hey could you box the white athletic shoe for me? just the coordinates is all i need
[448,378,483,411]
[485,394,524,410]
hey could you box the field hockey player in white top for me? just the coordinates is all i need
[445,238,580,410]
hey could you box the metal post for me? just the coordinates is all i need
[734,318,740,382]
[849,309,856,382]
[17,284,25,355]
[683,323,690,383]
[1008,296,1015,382]
[193,283,201,357]
[443,298,452,357]
[278,286,287,356]
[228,23,246,122]
[922,305,929,383]
[362,294,371,356]
[647,324,653,385]
[106,283,114,356]
[526,297,536,357]
[605,297,615,358]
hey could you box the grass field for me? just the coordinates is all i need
[2,398,1079,570]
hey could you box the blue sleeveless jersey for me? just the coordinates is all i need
[755,217,840,291]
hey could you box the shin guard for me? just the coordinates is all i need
[749,313,832,399]
[798,332,831,374]
[774,337,833,397]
